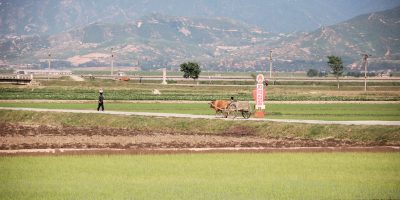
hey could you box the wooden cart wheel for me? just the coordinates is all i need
[227,104,238,119]
[241,111,251,119]
[223,109,229,118]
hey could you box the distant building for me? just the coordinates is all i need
[117,71,126,76]
[16,69,72,75]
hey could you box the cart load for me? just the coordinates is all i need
[209,100,254,119]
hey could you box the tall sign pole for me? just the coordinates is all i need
[48,53,51,80]
[111,48,114,76]
[363,54,369,92]
[269,50,272,78]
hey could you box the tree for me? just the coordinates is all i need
[180,62,201,81]
[307,69,318,77]
[327,55,343,89]
[318,71,328,77]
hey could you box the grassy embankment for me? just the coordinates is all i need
[1,153,399,199]
[0,102,399,121]
[1,110,399,144]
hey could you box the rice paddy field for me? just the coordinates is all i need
[0,153,399,200]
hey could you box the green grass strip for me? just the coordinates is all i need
[0,153,399,199]
[0,102,399,121]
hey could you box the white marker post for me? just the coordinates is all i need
[161,68,167,84]
[253,74,266,118]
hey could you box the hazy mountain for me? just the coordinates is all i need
[1,6,399,71]
[272,6,400,70]
[0,14,277,70]
[1,0,400,35]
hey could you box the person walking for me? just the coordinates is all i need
[97,89,105,111]
[230,96,236,104]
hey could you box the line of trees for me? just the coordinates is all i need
[308,69,384,78]
[179,57,389,87]
[306,69,328,77]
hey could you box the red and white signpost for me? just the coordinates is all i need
[252,74,266,118]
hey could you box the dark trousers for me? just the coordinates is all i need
[97,103,104,111]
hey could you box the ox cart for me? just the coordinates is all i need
[222,101,253,119]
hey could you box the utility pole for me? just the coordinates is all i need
[269,50,272,79]
[363,54,370,91]
[111,48,114,76]
[48,53,51,80]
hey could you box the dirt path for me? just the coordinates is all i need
[1,107,400,126]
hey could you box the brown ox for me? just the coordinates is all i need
[208,100,229,114]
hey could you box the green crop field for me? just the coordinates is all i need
[1,102,399,121]
[1,76,399,101]
[0,153,399,200]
